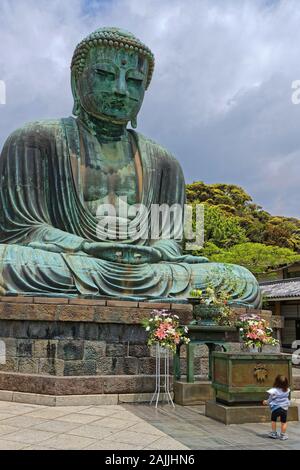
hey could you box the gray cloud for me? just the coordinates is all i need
[0,0,300,217]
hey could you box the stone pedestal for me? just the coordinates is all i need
[0,297,285,405]
[174,380,214,405]
[0,296,193,401]
[205,400,299,425]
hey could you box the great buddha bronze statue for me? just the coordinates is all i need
[0,27,261,305]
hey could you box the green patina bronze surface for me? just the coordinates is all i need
[0,27,262,303]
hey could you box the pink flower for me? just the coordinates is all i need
[155,328,167,340]
[155,323,170,340]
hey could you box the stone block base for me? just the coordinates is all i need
[292,390,300,399]
[0,297,199,380]
[0,388,172,407]
[205,400,299,425]
[0,297,282,399]
[0,371,160,395]
[174,380,213,405]
[293,375,300,390]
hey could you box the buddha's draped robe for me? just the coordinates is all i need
[0,117,261,306]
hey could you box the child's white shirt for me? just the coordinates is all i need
[266,387,290,411]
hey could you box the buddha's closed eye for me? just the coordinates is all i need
[127,77,143,83]
[96,68,115,79]
[127,77,143,86]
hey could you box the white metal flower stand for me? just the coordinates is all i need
[150,343,175,408]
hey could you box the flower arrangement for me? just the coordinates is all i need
[189,286,235,326]
[142,309,190,353]
[237,314,279,350]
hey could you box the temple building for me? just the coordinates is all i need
[260,262,300,352]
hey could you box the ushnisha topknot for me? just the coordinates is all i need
[71,27,155,89]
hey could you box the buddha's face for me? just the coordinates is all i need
[75,46,149,124]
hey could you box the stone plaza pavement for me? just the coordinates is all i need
[0,400,299,450]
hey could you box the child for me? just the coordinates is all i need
[263,375,290,440]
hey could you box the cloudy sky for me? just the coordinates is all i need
[0,0,300,217]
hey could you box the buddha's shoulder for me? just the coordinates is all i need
[4,118,68,145]
[134,131,180,165]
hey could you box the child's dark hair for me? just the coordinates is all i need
[273,375,289,392]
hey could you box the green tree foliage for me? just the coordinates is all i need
[185,182,300,275]
[203,204,247,248]
[204,243,300,276]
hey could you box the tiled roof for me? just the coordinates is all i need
[260,278,300,300]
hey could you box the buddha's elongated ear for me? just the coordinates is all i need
[71,73,81,116]
[131,116,137,129]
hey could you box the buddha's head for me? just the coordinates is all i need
[71,27,155,128]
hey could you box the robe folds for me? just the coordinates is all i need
[0,117,261,305]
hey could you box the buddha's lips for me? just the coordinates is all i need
[106,96,138,109]
[109,99,126,109]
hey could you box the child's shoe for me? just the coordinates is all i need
[279,433,288,440]
[268,431,278,439]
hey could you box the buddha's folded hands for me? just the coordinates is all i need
[82,241,162,264]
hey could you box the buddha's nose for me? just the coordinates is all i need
[115,71,128,97]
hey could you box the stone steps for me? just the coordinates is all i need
[0,389,173,407]
[293,375,300,390]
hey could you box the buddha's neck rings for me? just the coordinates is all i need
[78,108,127,143]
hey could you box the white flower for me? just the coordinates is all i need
[146,326,150,331]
